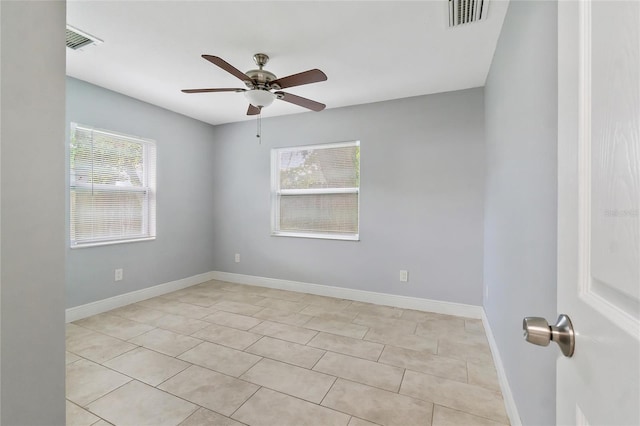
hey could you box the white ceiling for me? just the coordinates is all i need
[66,1,509,126]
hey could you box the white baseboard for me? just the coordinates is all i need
[65,271,218,323]
[66,269,483,321]
[210,271,483,319]
[482,309,522,426]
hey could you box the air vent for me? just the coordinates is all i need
[448,0,488,27]
[66,25,102,50]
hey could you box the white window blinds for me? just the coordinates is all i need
[70,123,156,247]
[272,141,360,240]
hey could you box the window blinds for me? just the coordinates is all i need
[70,124,156,247]
[272,141,360,239]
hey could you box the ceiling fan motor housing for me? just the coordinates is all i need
[245,69,277,90]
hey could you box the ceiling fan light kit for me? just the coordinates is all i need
[182,52,327,115]
[244,89,276,108]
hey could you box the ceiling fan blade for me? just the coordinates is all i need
[247,104,261,115]
[202,55,252,83]
[275,92,325,112]
[181,88,245,93]
[270,69,327,90]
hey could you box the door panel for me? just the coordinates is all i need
[557,1,639,425]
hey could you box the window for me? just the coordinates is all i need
[70,123,156,248]
[271,141,360,240]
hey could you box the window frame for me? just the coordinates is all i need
[69,123,157,248]
[271,140,360,241]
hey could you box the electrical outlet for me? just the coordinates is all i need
[399,270,408,282]
[235,253,240,263]
[485,286,489,300]
[115,268,123,281]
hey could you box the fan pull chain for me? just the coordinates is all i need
[256,109,262,144]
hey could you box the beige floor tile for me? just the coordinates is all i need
[313,352,404,392]
[415,317,467,338]
[218,291,265,305]
[232,387,350,426]
[467,360,501,392]
[240,358,336,403]
[353,314,417,334]
[151,314,210,335]
[203,281,246,292]
[246,336,325,368]
[347,302,404,318]
[192,323,262,350]
[158,288,197,300]
[66,351,82,365]
[364,328,438,353]
[250,320,318,344]
[253,307,313,326]
[300,304,359,321]
[255,297,308,312]
[214,300,264,315]
[179,407,245,426]
[308,332,383,361]
[128,328,203,357]
[400,370,508,424]
[300,305,358,323]
[298,294,352,310]
[322,379,433,426]
[437,334,493,364]
[66,323,95,339]
[400,310,460,323]
[304,317,369,339]
[378,346,467,382]
[87,380,197,426]
[66,359,131,406]
[178,341,261,377]
[103,347,191,386]
[66,400,100,426]
[464,319,485,334]
[159,365,259,416]
[154,301,214,319]
[107,304,166,323]
[74,313,155,340]
[348,417,380,426]
[259,287,307,301]
[67,329,138,364]
[170,293,222,307]
[432,405,509,426]
[202,310,262,330]
[137,296,177,310]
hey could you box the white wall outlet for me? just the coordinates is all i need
[399,270,408,282]
[235,253,240,263]
[485,286,489,300]
[115,268,123,281]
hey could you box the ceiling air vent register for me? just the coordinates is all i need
[66,25,102,50]
[448,0,488,27]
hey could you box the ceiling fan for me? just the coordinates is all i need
[182,53,328,116]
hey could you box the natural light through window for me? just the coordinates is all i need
[271,141,360,240]
[70,123,156,248]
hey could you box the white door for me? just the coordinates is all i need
[557,0,639,425]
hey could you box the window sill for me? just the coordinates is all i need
[271,231,359,241]
[70,236,156,249]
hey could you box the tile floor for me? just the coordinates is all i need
[66,280,510,426]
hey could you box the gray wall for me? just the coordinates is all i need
[1,1,66,424]
[483,1,558,425]
[66,78,218,307]
[211,89,486,305]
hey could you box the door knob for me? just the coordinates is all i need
[522,314,575,357]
